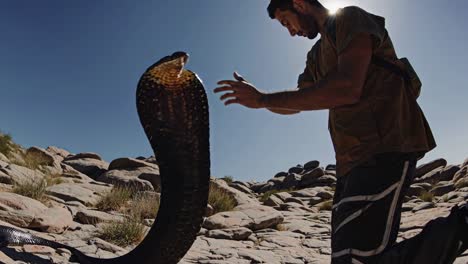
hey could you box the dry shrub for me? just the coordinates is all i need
[96,185,135,212]
[208,183,236,214]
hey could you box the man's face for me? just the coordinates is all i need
[274,9,319,39]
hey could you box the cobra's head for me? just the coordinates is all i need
[154,51,189,72]
[147,51,192,90]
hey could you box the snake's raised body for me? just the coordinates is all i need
[0,52,210,264]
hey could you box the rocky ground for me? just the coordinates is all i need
[0,143,467,264]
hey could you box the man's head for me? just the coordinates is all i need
[267,0,325,39]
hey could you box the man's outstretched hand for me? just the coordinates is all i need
[214,72,266,109]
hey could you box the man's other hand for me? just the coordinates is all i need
[214,72,266,109]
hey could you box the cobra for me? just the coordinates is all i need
[0,51,211,264]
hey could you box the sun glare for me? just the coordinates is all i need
[326,1,345,14]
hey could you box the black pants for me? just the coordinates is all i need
[331,152,465,264]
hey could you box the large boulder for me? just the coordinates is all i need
[274,171,288,178]
[108,157,158,171]
[210,178,259,208]
[63,153,109,179]
[430,182,455,197]
[415,166,444,184]
[303,160,320,171]
[65,152,103,161]
[46,146,71,160]
[96,167,159,191]
[282,173,302,189]
[250,181,268,193]
[267,176,285,186]
[415,159,447,179]
[26,146,64,174]
[228,182,256,195]
[0,192,48,227]
[258,182,275,193]
[453,166,468,183]
[60,164,95,182]
[263,195,284,207]
[0,164,45,185]
[299,167,325,188]
[25,147,56,167]
[438,165,461,182]
[29,205,73,233]
[288,165,304,174]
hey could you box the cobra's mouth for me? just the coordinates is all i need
[147,51,192,90]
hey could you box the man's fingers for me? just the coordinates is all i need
[214,86,239,93]
[225,98,240,106]
[217,80,240,86]
[220,92,237,101]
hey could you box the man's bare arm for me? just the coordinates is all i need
[265,81,314,114]
[266,107,301,115]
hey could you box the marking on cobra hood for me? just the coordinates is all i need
[147,57,193,91]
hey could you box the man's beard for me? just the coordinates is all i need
[300,15,319,39]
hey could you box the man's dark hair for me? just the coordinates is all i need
[267,0,324,19]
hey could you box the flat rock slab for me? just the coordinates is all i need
[0,164,45,185]
[96,167,158,191]
[401,206,451,232]
[206,227,253,240]
[0,192,48,227]
[29,206,73,233]
[75,208,125,224]
[203,205,283,231]
[46,183,102,206]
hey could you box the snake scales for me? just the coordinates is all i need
[0,51,210,264]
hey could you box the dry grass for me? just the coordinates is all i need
[208,183,236,214]
[253,237,265,246]
[419,191,434,202]
[128,192,160,220]
[45,173,63,186]
[0,133,13,156]
[99,217,146,247]
[220,175,233,184]
[318,200,333,211]
[98,189,160,247]
[275,223,287,231]
[21,152,50,171]
[96,186,135,212]
[12,179,47,201]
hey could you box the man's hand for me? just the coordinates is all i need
[214,72,266,109]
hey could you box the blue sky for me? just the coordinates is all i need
[0,0,467,182]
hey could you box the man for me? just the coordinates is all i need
[214,0,468,263]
